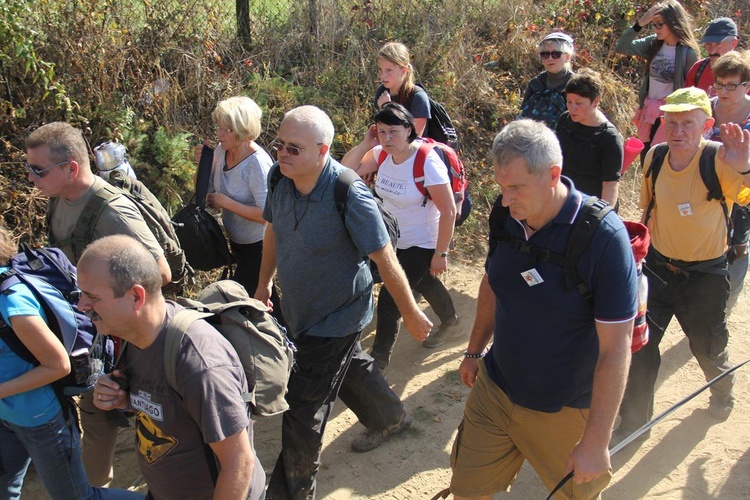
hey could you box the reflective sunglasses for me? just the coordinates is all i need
[713,81,749,91]
[24,159,70,178]
[270,139,322,156]
[539,51,563,60]
[651,22,666,29]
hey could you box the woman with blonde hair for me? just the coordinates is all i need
[616,0,699,157]
[374,42,430,136]
[194,96,280,314]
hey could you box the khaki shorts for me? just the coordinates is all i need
[449,360,611,499]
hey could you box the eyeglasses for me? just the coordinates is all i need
[539,51,563,60]
[269,140,323,156]
[651,22,666,29]
[713,81,748,91]
[24,159,70,178]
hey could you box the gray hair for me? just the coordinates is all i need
[492,120,562,176]
[283,105,335,146]
[26,122,91,170]
[79,235,162,297]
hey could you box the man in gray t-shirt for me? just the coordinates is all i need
[84,235,265,500]
[255,106,432,499]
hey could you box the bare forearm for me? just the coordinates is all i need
[466,274,495,353]
[435,209,456,253]
[257,226,277,288]
[220,198,265,224]
[213,461,252,500]
[0,365,70,399]
[377,246,420,317]
[582,321,633,447]
[601,181,619,208]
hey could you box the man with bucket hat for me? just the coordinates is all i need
[614,87,750,446]
[685,17,740,96]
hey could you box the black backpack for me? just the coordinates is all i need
[643,142,733,245]
[172,145,235,273]
[489,195,612,302]
[408,84,460,151]
[269,165,399,283]
[518,73,567,129]
[0,245,114,423]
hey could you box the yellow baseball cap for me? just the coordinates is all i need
[660,87,712,117]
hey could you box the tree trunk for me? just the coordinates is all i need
[236,0,251,50]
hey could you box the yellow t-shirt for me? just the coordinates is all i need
[639,140,748,261]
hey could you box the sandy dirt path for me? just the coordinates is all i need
[22,258,750,499]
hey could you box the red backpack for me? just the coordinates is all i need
[376,137,471,226]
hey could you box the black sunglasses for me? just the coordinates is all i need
[539,51,563,60]
[24,159,70,178]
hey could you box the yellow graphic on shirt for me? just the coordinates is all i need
[136,413,177,465]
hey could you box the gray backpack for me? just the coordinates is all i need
[167,280,295,417]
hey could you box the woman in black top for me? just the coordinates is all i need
[555,69,623,208]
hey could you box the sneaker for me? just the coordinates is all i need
[351,412,412,453]
[708,396,734,420]
[423,317,460,348]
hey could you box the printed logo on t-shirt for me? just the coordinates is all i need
[376,172,407,197]
[131,390,164,421]
[136,413,178,465]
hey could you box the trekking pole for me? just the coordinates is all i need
[544,358,750,500]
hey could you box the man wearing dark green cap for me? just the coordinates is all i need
[614,87,750,446]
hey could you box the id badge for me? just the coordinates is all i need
[678,202,693,217]
[521,268,544,287]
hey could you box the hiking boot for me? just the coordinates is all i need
[423,317,460,348]
[708,396,734,420]
[351,412,412,453]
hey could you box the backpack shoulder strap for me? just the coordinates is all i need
[694,58,711,87]
[334,169,361,224]
[488,194,510,255]
[376,149,388,166]
[268,163,284,195]
[697,142,731,244]
[644,143,670,226]
[69,183,120,261]
[163,309,212,393]
[564,197,612,302]
[412,142,435,199]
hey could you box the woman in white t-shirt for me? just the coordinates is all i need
[194,97,280,315]
[342,103,459,371]
[615,0,698,159]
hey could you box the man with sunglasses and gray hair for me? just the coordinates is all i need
[685,17,740,96]
[24,122,171,488]
[255,105,432,499]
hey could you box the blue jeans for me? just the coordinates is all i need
[0,409,144,500]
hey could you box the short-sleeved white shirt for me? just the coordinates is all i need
[373,145,449,249]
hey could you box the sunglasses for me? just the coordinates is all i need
[270,140,322,156]
[539,51,563,60]
[713,81,749,91]
[651,22,666,29]
[24,159,70,178]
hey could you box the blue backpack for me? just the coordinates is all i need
[0,245,114,420]
[519,73,567,129]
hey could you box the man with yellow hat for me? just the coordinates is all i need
[614,87,750,446]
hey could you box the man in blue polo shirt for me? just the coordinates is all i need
[255,105,432,499]
[448,119,638,499]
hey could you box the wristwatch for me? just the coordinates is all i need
[436,250,448,258]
